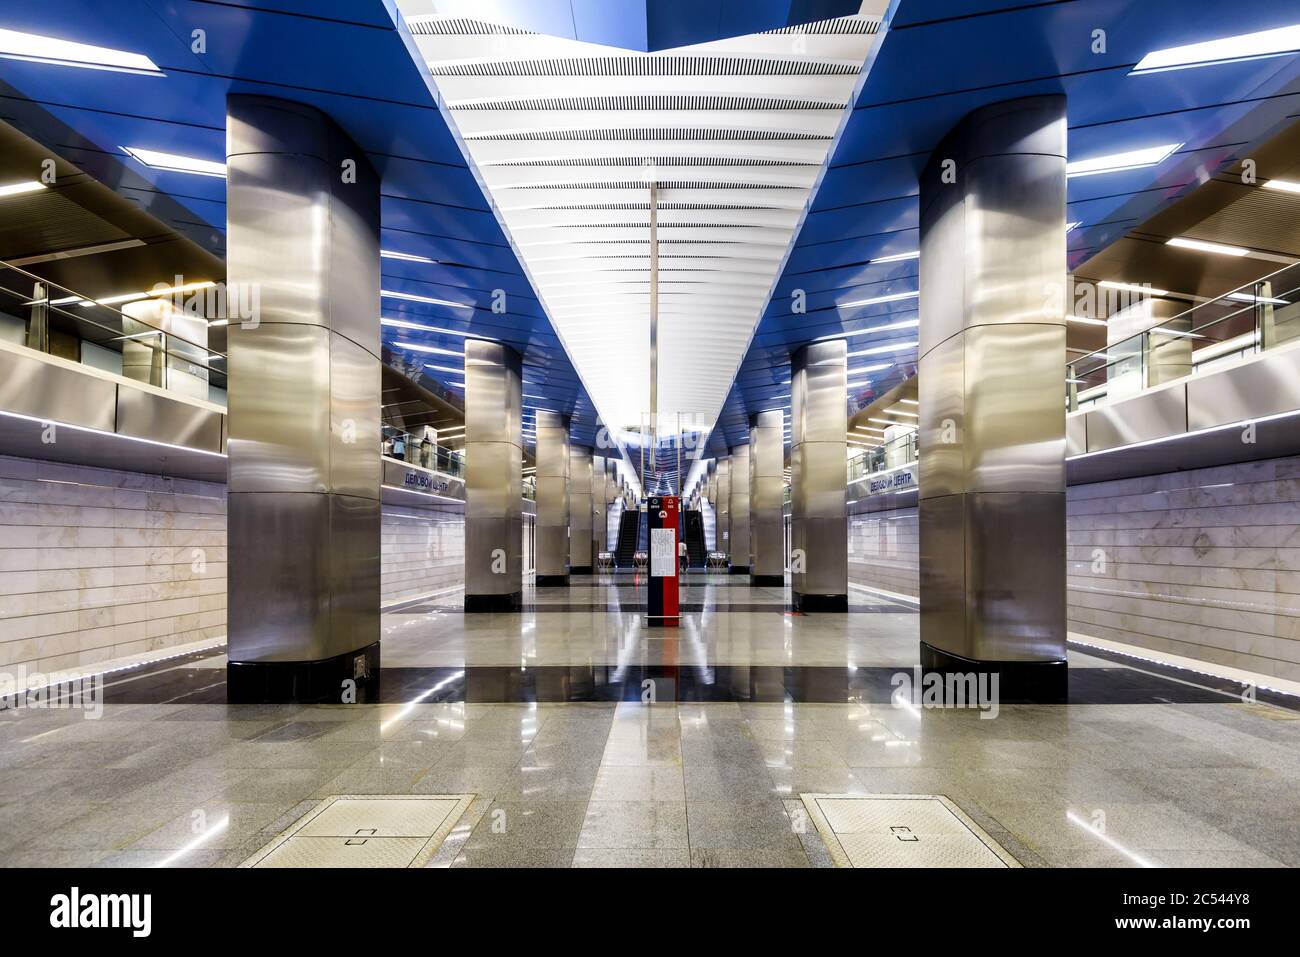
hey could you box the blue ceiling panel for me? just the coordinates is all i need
[710,0,1300,458]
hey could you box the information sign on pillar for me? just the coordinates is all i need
[645,495,680,626]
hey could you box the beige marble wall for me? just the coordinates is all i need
[380,502,465,604]
[0,455,226,673]
[847,503,919,597]
[1067,456,1300,683]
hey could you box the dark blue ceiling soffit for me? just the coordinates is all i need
[421,0,862,52]
[0,0,606,450]
[709,0,1300,459]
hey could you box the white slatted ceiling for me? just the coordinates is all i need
[409,8,881,435]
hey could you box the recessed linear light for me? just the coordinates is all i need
[0,180,46,198]
[1130,23,1300,76]
[1098,280,1170,297]
[1167,237,1249,257]
[848,341,917,358]
[381,290,474,309]
[381,250,437,263]
[122,147,226,178]
[870,251,919,264]
[1067,221,1082,232]
[75,279,216,308]
[424,364,463,375]
[1263,178,1300,194]
[393,341,464,357]
[382,317,476,336]
[1226,291,1289,305]
[840,290,919,309]
[900,399,918,406]
[0,28,163,76]
[1067,314,1108,326]
[818,318,919,342]
[1066,144,1181,178]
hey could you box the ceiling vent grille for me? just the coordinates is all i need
[406,17,534,36]
[430,55,861,77]
[455,94,844,111]
[467,128,830,142]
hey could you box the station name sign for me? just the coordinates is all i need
[869,468,916,495]
[403,469,450,494]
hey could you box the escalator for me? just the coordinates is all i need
[683,510,707,568]
[615,508,640,567]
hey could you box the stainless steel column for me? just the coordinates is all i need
[918,94,1068,701]
[791,340,848,611]
[535,410,570,587]
[225,95,381,702]
[716,457,731,564]
[569,444,594,573]
[749,410,785,587]
[464,338,524,610]
[728,444,751,575]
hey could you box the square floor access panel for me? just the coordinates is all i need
[242,795,474,868]
[800,793,1020,868]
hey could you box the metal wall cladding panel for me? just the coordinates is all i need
[918,332,964,498]
[918,492,967,659]
[226,152,331,332]
[536,523,569,577]
[729,445,751,559]
[965,323,1066,494]
[466,515,523,595]
[227,321,331,494]
[325,160,381,360]
[964,154,1067,332]
[536,474,569,530]
[959,95,1067,163]
[116,386,223,452]
[716,458,731,546]
[327,493,381,659]
[1066,412,1086,457]
[965,491,1066,662]
[465,340,523,440]
[227,491,332,663]
[792,340,847,445]
[0,347,116,432]
[467,438,522,523]
[329,331,380,501]
[918,179,967,357]
[569,445,593,567]
[1086,382,1187,452]
[1187,345,1300,431]
[796,515,848,596]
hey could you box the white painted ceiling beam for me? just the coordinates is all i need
[468,139,829,164]
[453,110,842,137]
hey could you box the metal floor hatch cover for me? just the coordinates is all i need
[241,794,475,868]
[800,793,1020,868]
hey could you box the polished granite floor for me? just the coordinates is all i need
[2,572,1298,868]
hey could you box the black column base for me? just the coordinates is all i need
[750,574,785,588]
[535,574,570,587]
[465,592,522,612]
[729,565,750,575]
[792,591,847,612]
[227,641,380,704]
[569,565,594,575]
[920,641,1068,704]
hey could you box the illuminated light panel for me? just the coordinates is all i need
[1066,144,1180,178]
[393,341,464,357]
[0,180,45,197]
[1263,178,1300,194]
[1098,280,1170,297]
[1130,23,1300,76]
[1067,314,1107,326]
[848,341,917,358]
[840,290,919,309]
[381,250,437,263]
[122,147,226,178]
[0,28,163,76]
[381,289,474,309]
[870,250,919,264]
[1166,237,1249,257]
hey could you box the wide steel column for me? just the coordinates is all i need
[569,444,594,573]
[716,458,731,561]
[748,410,785,587]
[791,340,848,611]
[225,95,381,702]
[535,410,570,587]
[464,339,524,610]
[918,95,1068,701]
[728,444,751,575]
